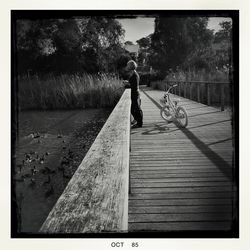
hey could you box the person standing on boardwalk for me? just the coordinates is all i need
[123,60,143,128]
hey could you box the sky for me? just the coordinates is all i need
[117,17,232,44]
[117,18,155,44]
[207,17,232,31]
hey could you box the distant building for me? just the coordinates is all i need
[124,44,140,58]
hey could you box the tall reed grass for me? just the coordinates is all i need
[18,73,124,110]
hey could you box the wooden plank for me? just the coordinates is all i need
[131,161,232,165]
[132,186,232,194]
[129,213,232,222]
[131,167,232,173]
[40,89,131,233]
[129,205,232,214]
[131,168,232,172]
[131,177,229,182]
[131,181,231,188]
[129,198,232,206]
[130,163,232,168]
[129,192,233,199]
[131,163,232,168]
[131,176,229,182]
[130,172,230,178]
[129,221,231,231]
[131,148,233,151]
[130,149,232,152]
[131,156,232,160]
[130,156,232,160]
[130,155,232,159]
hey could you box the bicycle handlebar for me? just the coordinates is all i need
[166,84,178,93]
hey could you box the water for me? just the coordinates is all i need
[13,108,111,233]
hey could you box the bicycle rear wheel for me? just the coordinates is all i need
[160,106,173,122]
[176,106,188,128]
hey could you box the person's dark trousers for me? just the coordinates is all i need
[131,95,143,126]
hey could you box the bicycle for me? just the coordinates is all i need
[160,84,188,128]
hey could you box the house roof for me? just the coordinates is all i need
[124,44,139,54]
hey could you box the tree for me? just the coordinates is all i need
[53,19,82,55]
[149,17,214,74]
[16,17,125,74]
[16,19,58,56]
[16,19,59,73]
[136,35,152,65]
[214,21,232,43]
[212,21,232,68]
[137,36,151,49]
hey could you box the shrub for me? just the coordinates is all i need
[139,71,166,86]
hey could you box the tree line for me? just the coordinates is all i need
[15,17,130,75]
[15,16,233,79]
[137,17,232,79]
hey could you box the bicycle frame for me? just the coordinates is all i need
[162,84,179,116]
[161,84,188,127]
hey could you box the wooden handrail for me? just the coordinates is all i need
[40,89,131,233]
[165,80,231,111]
[165,80,231,85]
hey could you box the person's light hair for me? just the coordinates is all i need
[127,60,137,70]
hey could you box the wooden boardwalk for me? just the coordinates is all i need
[129,87,235,232]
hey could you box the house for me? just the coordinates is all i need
[124,44,140,58]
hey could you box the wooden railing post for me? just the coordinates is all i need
[197,84,200,103]
[189,82,192,100]
[184,82,187,98]
[221,83,225,111]
[178,83,181,96]
[207,83,211,106]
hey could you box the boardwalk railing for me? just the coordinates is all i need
[164,81,232,111]
[40,89,131,233]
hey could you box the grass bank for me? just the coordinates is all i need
[18,73,124,110]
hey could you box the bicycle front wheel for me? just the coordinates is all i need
[160,106,173,122]
[176,106,188,128]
